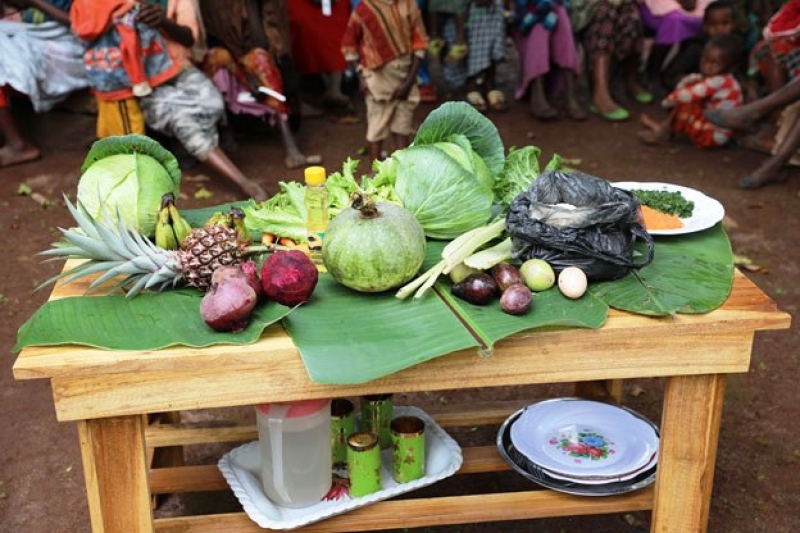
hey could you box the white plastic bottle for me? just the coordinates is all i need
[304,166,328,271]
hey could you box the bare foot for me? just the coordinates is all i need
[738,159,789,189]
[591,94,623,116]
[284,152,323,170]
[241,180,268,202]
[704,107,760,132]
[530,97,558,121]
[566,100,587,121]
[0,144,41,168]
[637,128,671,146]
[639,113,662,131]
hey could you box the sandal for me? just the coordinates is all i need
[466,91,487,112]
[445,43,468,63]
[487,90,509,113]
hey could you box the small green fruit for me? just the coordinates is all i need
[520,258,555,292]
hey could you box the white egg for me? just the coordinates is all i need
[558,267,588,299]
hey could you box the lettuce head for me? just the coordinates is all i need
[76,134,181,237]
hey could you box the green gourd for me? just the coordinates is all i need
[323,195,426,293]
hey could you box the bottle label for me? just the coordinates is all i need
[308,231,325,253]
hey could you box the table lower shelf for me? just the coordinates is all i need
[146,390,654,532]
[153,488,654,532]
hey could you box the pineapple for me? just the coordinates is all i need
[180,225,244,290]
[40,197,248,297]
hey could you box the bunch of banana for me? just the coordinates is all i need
[204,206,251,246]
[155,193,193,250]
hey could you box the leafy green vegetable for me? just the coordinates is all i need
[631,189,695,218]
[413,101,505,177]
[494,146,562,210]
[374,102,504,239]
[76,134,181,237]
[390,144,495,239]
[243,181,308,242]
[243,158,400,242]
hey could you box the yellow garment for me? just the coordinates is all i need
[95,97,145,138]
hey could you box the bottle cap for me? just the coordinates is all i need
[304,166,326,185]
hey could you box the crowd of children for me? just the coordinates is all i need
[3,0,800,192]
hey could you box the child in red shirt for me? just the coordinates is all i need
[638,33,744,148]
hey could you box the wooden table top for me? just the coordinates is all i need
[13,266,791,422]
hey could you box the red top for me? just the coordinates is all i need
[341,0,429,70]
[288,0,351,74]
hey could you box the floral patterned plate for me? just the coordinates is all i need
[498,408,658,496]
[509,398,659,479]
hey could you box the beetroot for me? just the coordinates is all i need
[261,250,319,306]
[200,279,258,332]
[211,262,263,300]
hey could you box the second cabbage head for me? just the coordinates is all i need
[376,102,505,240]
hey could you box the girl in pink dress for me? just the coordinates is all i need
[512,0,586,120]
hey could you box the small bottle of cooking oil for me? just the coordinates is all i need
[304,166,328,271]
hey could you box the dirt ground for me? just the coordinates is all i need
[2,70,800,533]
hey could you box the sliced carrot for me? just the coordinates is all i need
[640,205,684,230]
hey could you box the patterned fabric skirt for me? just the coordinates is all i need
[466,4,507,78]
[139,67,224,160]
[582,0,643,63]
[204,47,289,116]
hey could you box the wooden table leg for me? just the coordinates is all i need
[651,374,726,533]
[78,415,155,533]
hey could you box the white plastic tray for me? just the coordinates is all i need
[218,405,463,530]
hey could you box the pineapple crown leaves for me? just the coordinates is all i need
[37,196,183,298]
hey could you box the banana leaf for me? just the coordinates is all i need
[590,224,734,315]
[14,212,733,385]
[283,276,480,384]
[285,241,608,384]
[13,290,292,352]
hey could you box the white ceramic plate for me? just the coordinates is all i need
[613,181,725,236]
[218,406,463,530]
[540,452,657,485]
[498,408,658,496]
[510,399,659,479]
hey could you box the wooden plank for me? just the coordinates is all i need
[49,331,755,421]
[13,271,791,383]
[78,416,154,533]
[651,374,725,533]
[144,399,534,448]
[149,446,509,495]
[153,488,654,533]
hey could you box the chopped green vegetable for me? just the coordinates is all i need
[631,189,695,218]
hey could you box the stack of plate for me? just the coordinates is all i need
[496,398,660,496]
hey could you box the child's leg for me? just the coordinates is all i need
[529,76,557,120]
[204,146,268,201]
[638,108,675,145]
[369,140,383,160]
[563,69,587,121]
[391,132,411,152]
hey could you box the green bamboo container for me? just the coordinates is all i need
[331,398,355,468]
[390,416,426,483]
[360,394,393,449]
[346,432,382,497]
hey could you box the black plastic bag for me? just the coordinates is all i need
[506,170,654,280]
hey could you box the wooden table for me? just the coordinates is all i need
[13,269,790,533]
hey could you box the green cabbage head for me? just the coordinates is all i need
[76,135,181,237]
